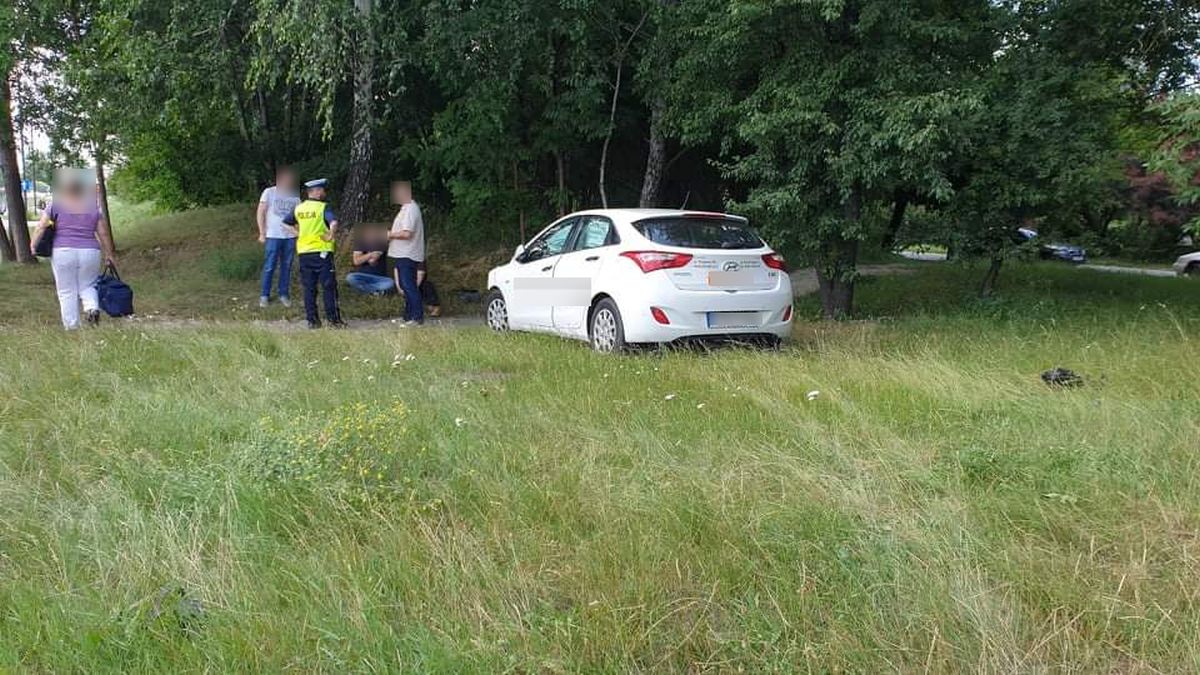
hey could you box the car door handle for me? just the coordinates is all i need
[585,256,599,262]
[541,265,553,272]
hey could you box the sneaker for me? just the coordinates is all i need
[85,310,101,327]
[401,319,423,328]
[330,320,348,329]
[307,321,322,330]
[279,297,292,307]
[259,297,269,308]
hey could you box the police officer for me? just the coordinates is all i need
[284,179,346,329]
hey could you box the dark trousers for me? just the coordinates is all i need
[298,252,341,324]
[391,257,424,323]
[420,277,441,307]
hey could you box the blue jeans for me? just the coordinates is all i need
[345,272,396,295]
[261,237,296,299]
[391,257,424,323]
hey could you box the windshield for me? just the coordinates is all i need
[634,217,763,250]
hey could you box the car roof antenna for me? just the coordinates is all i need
[679,191,691,210]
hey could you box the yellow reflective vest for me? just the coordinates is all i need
[294,199,335,254]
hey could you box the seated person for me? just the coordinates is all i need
[345,223,394,296]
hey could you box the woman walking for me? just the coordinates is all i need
[29,177,116,329]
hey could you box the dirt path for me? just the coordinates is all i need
[120,315,486,332]
[109,265,916,332]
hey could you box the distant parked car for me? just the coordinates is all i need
[485,209,794,352]
[1174,251,1200,277]
[1017,227,1087,263]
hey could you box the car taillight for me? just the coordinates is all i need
[650,307,670,325]
[762,252,787,272]
[782,305,793,322]
[620,251,694,273]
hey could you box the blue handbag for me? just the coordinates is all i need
[96,262,134,317]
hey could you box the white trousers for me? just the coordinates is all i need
[50,247,102,329]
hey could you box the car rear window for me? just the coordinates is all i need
[634,217,763,249]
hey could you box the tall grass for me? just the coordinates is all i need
[1,262,1198,671]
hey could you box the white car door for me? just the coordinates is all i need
[507,217,579,331]
[552,215,618,337]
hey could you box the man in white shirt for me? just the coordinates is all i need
[256,167,301,308]
[387,181,426,325]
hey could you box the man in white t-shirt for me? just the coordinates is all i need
[387,181,427,325]
[256,166,301,308]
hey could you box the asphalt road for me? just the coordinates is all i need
[898,250,1178,278]
[1077,263,1176,278]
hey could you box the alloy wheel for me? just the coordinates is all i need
[486,297,508,331]
[591,308,618,352]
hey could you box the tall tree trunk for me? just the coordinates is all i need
[979,254,1003,298]
[0,74,32,263]
[880,191,909,251]
[597,62,621,209]
[95,150,114,249]
[555,150,566,216]
[639,95,667,208]
[341,0,375,231]
[815,188,863,319]
[0,214,13,261]
[815,236,859,320]
[599,11,648,209]
[513,159,526,242]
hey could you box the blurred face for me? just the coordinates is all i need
[391,181,413,205]
[276,169,295,190]
[53,168,94,206]
[309,186,326,201]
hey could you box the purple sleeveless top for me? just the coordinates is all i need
[47,202,102,250]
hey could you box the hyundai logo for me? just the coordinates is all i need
[722,261,740,272]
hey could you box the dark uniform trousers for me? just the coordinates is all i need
[298,252,341,324]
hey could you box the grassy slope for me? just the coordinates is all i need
[1,208,1199,671]
[0,203,505,325]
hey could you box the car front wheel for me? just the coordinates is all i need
[485,290,509,332]
[1187,263,1199,277]
[589,298,627,353]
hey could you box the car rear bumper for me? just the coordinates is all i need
[617,283,793,344]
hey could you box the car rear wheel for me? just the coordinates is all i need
[485,290,509,332]
[589,299,626,353]
[1187,263,1199,277]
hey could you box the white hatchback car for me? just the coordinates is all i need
[485,209,794,351]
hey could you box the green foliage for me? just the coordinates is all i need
[11,0,1200,280]
[1150,93,1200,236]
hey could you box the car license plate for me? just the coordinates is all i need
[708,271,755,287]
[707,311,760,328]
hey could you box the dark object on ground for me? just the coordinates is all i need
[1041,368,1084,388]
[456,288,481,304]
[151,584,204,636]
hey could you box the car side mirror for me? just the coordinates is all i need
[514,244,525,260]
